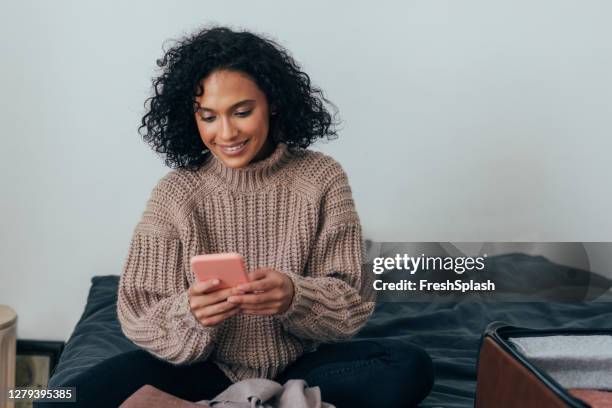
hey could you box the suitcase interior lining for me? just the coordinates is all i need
[508,335,612,391]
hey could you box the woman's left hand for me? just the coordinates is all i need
[227,268,294,315]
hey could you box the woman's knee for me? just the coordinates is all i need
[371,338,434,406]
[310,338,434,408]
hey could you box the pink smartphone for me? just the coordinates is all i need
[190,252,249,290]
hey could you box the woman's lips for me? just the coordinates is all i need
[217,140,249,157]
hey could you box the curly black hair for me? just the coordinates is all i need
[139,26,339,170]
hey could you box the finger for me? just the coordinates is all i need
[200,307,241,327]
[236,293,283,308]
[227,292,276,305]
[190,279,220,296]
[206,287,241,304]
[197,301,239,319]
[191,287,242,310]
[234,278,275,294]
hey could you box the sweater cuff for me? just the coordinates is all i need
[277,271,318,324]
[171,290,216,333]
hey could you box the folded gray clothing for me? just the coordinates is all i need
[198,378,335,408]
[509,335,612,390]
[119,385,210,407]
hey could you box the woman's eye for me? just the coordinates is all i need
[201,115,216,123]
[235,110,252,117]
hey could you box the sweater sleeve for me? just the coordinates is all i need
[117,178,217,364]
[277,162,375,341]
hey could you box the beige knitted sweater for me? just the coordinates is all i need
[117,143,375,382]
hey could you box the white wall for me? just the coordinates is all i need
[1,0,611,340]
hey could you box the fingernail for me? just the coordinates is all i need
[237,284,248,291]
[212,279,219,285]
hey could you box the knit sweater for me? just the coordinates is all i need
[117,143,375,382]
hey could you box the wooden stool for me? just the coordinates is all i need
[0,305,17,408]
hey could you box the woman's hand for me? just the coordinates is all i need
[227,268,294,315]
[188,279,243,327]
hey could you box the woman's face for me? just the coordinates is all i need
[194,70,273,169]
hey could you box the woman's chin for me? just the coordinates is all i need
[216,153,253,169]
[211,139,272,168]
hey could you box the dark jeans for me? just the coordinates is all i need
[34,338,433,408]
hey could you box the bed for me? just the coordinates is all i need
[48,253,612,407]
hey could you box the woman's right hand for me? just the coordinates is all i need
[188,279,243,327]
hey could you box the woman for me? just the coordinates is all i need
[58,26,433,407]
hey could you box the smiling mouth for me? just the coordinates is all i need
[217,140,249,154]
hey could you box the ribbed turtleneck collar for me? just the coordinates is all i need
[200,143,293,192]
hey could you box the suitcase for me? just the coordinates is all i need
[476,322,612,407]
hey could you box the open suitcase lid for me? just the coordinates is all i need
[477,322,612,408]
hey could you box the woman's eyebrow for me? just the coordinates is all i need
[199,99,255,112]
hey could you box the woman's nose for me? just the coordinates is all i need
[219,117,238,141]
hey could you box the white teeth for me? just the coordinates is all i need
[220,141,247,152]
